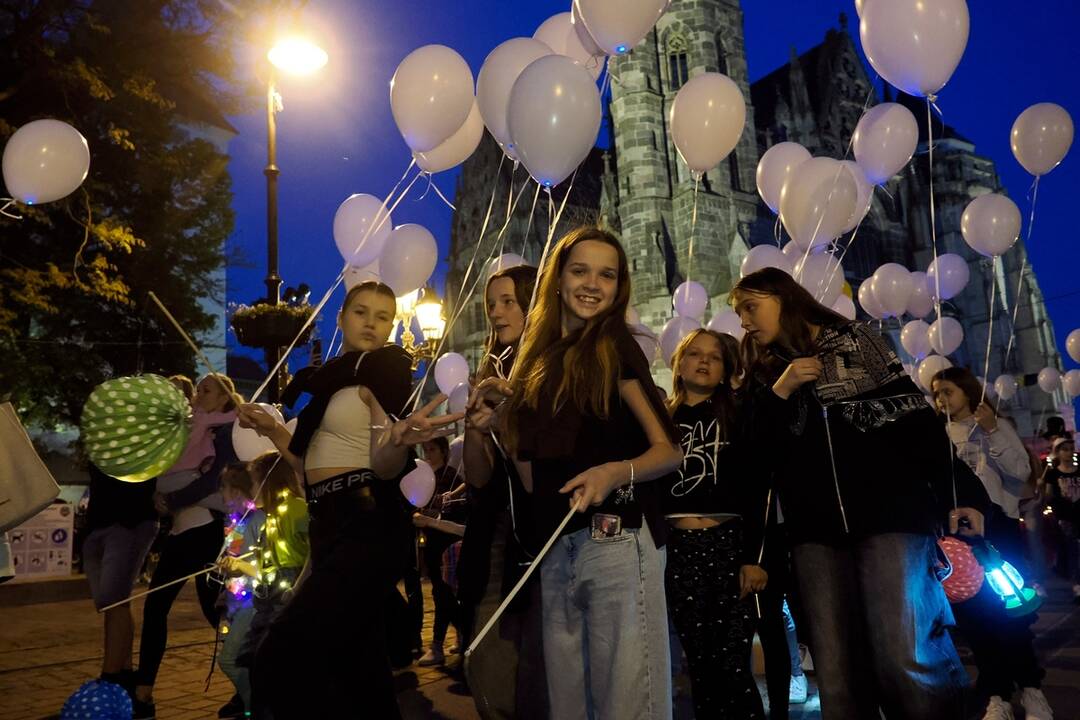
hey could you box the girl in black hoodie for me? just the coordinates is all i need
[732,268,990,720]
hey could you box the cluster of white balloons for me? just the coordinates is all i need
[2,119,90,206]
[739,242,853,319]
[333,194,438,297]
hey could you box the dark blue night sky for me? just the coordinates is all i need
[224,0,1080,396]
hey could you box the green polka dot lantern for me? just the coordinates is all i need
[81,374,192,483]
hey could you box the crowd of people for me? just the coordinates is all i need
[72,225,1073,720]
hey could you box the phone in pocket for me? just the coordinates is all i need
[591,513,622,540]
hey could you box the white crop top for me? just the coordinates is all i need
[304,387,373,471]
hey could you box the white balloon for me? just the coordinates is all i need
[870,263,914,318]
[852,103,919,185]
[839,160,874,233]
[918,354,953,392]
[741,244,790,277]
[670,72,746,175]
[477,38,553,155]
[832,294,857,321]
[448,382,470,414]
[391,45,474,153]
[631,323,659,364]
[231,403,284,462]
[1,119,90,204]
[1037,367,1061,394]
[858,280,887,320]
[927,316,964,356]
[926,254,969,301]
[344,259,381,290]
[756,142,811,214]
[570,3,606,57]
[413,101,484,174]
[673,281,708,320]
[333,194,393,268]
[961,193,1021,258]
[1063,369,1080,398]
[794,253,845,306]
[400,459,437,507]
[1011,102,1074,177]
[860,0,969,97]
[434,353,470,395]
[980,375,997,399]
[447,436,465,476]
[508,54,602,188]
[660,316,701,367]
[780,157,858,250]
[906,271,934,319]
[378,224,438,297]
[901,320,932,360]
[1068,329,1080,364]
[994,375,1018,401]
[707,309,745,340]
[534,12,604,79]
[573,0,668,55]
[486,253,527,278]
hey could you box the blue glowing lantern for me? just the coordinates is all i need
[971,540,1041,617]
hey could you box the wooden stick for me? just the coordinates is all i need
[147,292,222,378]
[464,499,582,658]
[98,551,254,613]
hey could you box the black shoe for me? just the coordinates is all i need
[132,698,156,720]
[218,693,245,718]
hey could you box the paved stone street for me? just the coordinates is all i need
[0,577,1078,719]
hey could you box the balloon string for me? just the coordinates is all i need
[926,98,943,324]
[324,325,340,364]
[978,256,998,410]
[0,198,21,219]
[773,215,782,248]
[98,550,255,613]
[252,163,423,403]
[507,161,517,222]
[822,189,873,304]
[404,171,536,413]
[517,183,542,260]
[428,175,457,211]
[1002,175,1040,372]
[148,291,225,382]
[686,175,700,287]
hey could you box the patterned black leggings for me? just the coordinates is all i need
[666,522,765,720]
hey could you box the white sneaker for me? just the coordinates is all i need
[788,673,808,704]
[982,696,1015,720]
[417,645,445,667]
[1020,687,1053,720]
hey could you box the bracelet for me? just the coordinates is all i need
[614,461,635,505]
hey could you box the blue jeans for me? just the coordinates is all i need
[792,533,968,720]
[540,522,671,720]
[221,605,255,709]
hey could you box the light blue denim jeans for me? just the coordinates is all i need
[540,521,672,720]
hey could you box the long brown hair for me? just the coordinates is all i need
[505,227,632,448]
[476,265,537,382]
[668,329,741,440]
[930,366,985,415]
[248,451,303,507]
[730,267,847,382]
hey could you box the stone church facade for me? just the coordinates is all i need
[445,1,1067,436]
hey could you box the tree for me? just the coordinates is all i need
[0,0,267,427]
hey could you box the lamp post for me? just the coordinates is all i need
[263,35,327,402]
[398,287,446,370]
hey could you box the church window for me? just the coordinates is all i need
[728,152,741,191]
[666,34,689,91]
[716,35,728,75]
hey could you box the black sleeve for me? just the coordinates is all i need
[729,442,771,566]
[164,423,237,511]
[615,328,678,444]
[367,345,415,420]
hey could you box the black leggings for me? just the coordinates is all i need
[666,523,765,720]
[422,529,460,644]
[253,481,403,719]
[757,542,796,720]
[137,518,223,687]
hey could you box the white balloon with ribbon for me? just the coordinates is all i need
[794,253,845,307]
[832,294,857,321]
[660,316,700,367]
[379,224,438,297]
[670,72,746,176]
[839,160,874,233]
[672,281,708,321]
[507,54,602,188]
[926,253,969,301]
[333,194,393,267]
[477,38,553,159]
[434,353,471,395]
[486,253,527,278]
[413,101,484,174]
[1062,369,1080,398]
[1037,367,1061,394]
[852,103,919,186]
[448,382,471,414]
[994,375,1018,401]
[906,271,934,319]
[927,316,964,356]
[573,0,668,55]
[1068,329,1080,364]
[1,119,90,205]
[1011,103,1074,177]
[900,320,932,360]
[857,280,887,321]
[232,403,285,462]
[741,244,791,277]
[400,459,437,507]
[534,12,604,79]
[344,259,381,290]
[870,263,914,318]
[390,45,475,153]
[960,193,1021,258]
[917,354,953,392]
[755,142,810,214]
[707,309,745,340]
[859,0,970,97]
[780,157,857,251]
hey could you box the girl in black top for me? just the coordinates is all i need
[664,328,768,719]
[732,268,990,720]
[481,227,682,719]
[461,264,548,719]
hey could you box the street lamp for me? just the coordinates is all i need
[262,33,327,402]
[398,286,446,370]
